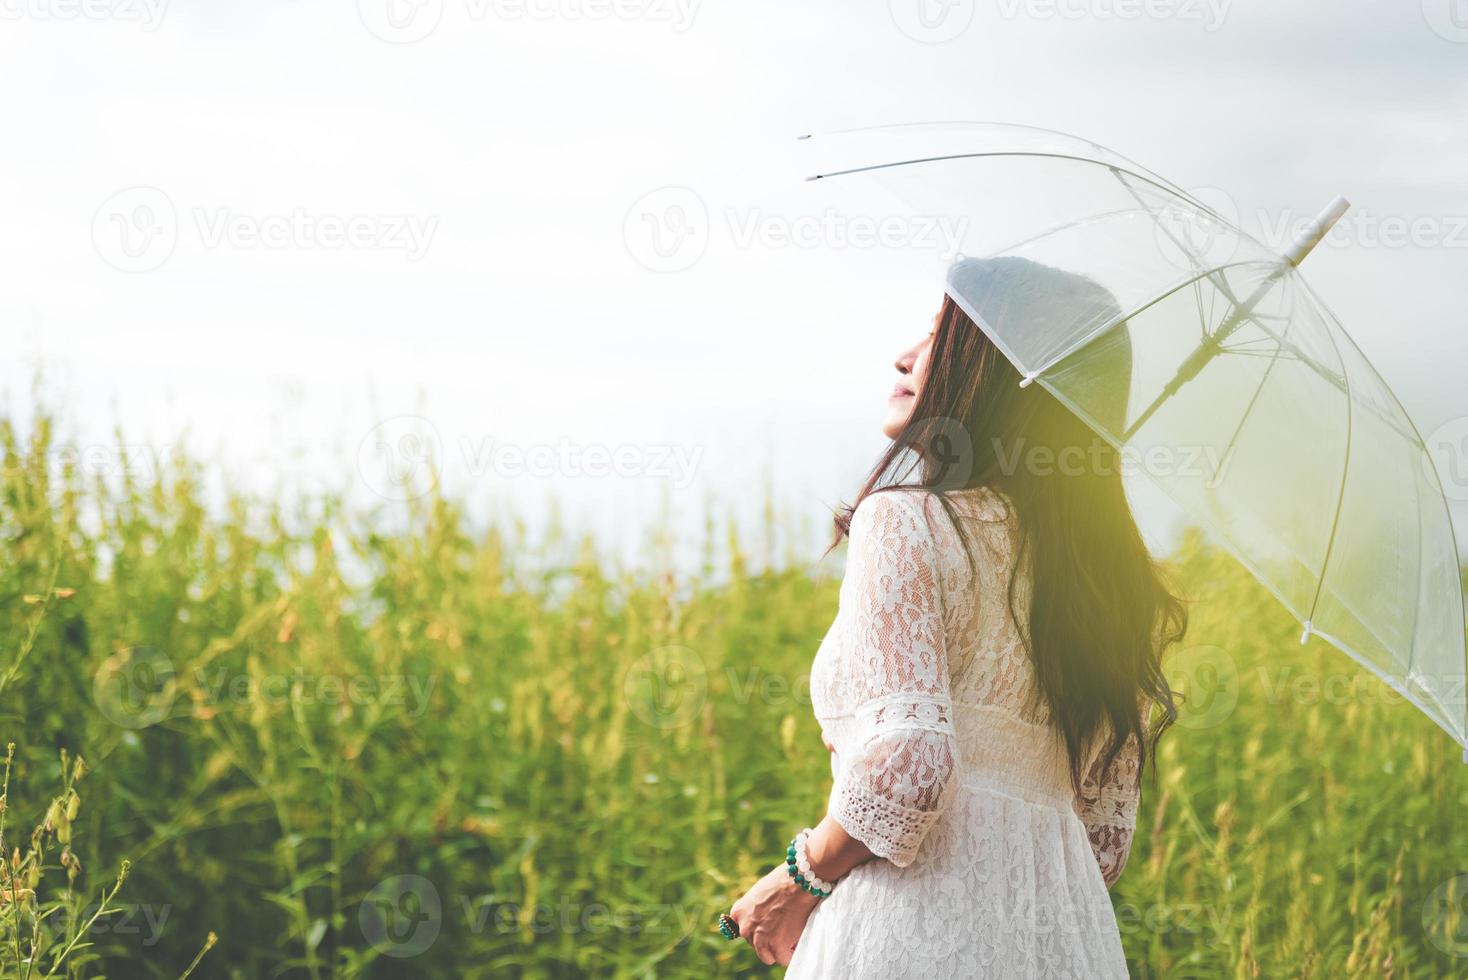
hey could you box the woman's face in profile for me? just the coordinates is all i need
[882,318,937,440]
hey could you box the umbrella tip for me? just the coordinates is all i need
[1283,197,1351,267]
[1299,620,1313,644]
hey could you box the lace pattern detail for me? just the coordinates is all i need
[1075,728,1142,888]
[824,491,958,868]
[795,486,1139,978]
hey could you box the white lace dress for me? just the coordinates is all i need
[786,487,1140,979]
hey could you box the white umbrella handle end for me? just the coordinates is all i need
[1282,196,1350,267]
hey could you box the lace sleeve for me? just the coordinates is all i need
[827,491,958,869]
[1075,730,1142,888]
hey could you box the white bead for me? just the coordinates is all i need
[791,830,836,893]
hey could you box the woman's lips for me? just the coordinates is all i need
[890,385,914,399]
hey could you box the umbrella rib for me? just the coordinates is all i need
[1107,168,1249,338]
[1214,314,1300,482]
[1222,339,1290,351]
[1300,302,1356,637]
[1293,275,1467,698]
[805,121,1208,205]
[1117,264,1295,441]
[1022,260,1269,395]
[809,152,1233,226]
[1219,349,1302,361]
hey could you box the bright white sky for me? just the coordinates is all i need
[2,0,1466,569]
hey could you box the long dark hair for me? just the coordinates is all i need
[833,283,1187,794]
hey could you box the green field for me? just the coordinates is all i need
[0,412,1464,978]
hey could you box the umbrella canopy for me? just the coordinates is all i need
[801,123,1466,752]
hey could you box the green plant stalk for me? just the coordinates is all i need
[174,931,217,980]
[38,860,129,980]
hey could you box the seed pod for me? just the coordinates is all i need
[66,791,80,821]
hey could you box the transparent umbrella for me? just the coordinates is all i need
[801,122,1466,754]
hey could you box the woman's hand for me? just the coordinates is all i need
[728,864,820,966]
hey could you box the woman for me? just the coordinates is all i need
[722,257,1187,977]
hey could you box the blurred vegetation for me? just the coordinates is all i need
[0,410,1464,978]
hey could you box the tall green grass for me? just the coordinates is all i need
[0,411,1464,978]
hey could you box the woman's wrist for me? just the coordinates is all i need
[803,815,868,883]
[784,828,838,899]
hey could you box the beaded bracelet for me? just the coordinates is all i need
[785,828,837,899]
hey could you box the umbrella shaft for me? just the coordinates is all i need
[1121,267,1286,441]
[1119,197,1350,442]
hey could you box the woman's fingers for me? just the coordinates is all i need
[727,903,747,941]
[750,928,777,965]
